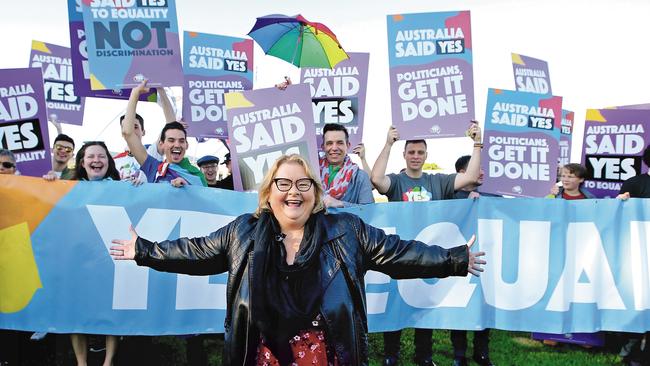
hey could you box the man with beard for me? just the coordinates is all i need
[319,123,374,207]
[371,123,483,366]
[122,80,206,187]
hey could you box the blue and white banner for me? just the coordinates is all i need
[1,176,649,335]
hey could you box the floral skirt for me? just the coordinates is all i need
[256,328,338,366]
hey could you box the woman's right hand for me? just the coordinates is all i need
[110,226,138,260]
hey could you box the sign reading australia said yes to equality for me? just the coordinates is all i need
[0,68,51,177]
[224,84,319,191]
[581,109,650,198]
[512,53,552,95]
[81,0,183,90]
[481,89,562,197]
[183,31,253,138]
[300,52,369,147]
[387,11,474,139]
[30,41,85,126]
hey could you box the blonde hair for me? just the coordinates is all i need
[254,154,324,217]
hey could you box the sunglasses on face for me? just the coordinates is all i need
[55,144,73,153]
[273,178,314,192]
[1,162,15,169]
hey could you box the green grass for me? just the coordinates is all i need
[366,330,622,366]
[151,330,624,365]
[18,329,625,365]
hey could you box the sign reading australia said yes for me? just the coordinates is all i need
[0,69,51,177]
[224,84,319,191]
[581,109,650,197]
[387,11,474,139]
[81,0,183,90]
[482,89,562,197]
[183,31,253,138]
[300,52,369,147]
[29,41,85,126]
[512,53,552,95]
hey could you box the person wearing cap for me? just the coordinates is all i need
[197,155,220,188]
[216,153,234,190]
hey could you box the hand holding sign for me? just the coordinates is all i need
[386,126,399,146]
[131,80,150,98]
[275,76,292,91]
[466,120,482,143]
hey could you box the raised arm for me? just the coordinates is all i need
[454,122,482,191]
[353,215,483,278]
[111,222,233,276]
[48,116,63,135]
[371,126,399,194]
[123,81,150,165]
[156,87,177,123]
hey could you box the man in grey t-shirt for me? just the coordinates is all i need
[371,123,484,366]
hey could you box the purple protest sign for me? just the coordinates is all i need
[66,0,155,101]
[224,84,318,191]
[182,31,254,138]
[81,0,184,90]
[387,11,475,139]
[616,103,650,109]
[0,68,51,177]
[481,88,562,197]
[29,41,85,126]
[512,53,552,95]
[581,109,650,197]
[300,52,369,147]
[559,109,573,166]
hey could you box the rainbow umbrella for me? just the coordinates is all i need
[248,14,349,69]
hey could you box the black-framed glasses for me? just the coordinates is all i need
[273,178,314,192]
[1,162,15,169]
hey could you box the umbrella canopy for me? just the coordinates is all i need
[248,14,349,69]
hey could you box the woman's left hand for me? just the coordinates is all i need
[466,234,486,276]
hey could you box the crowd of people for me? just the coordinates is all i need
[1,80,649,366]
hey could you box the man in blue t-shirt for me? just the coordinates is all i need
[122,80,206,187]
[371,124,484,366]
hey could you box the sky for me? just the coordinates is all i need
[2,0,650,174]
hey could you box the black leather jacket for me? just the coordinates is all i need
[135,212,469,365]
